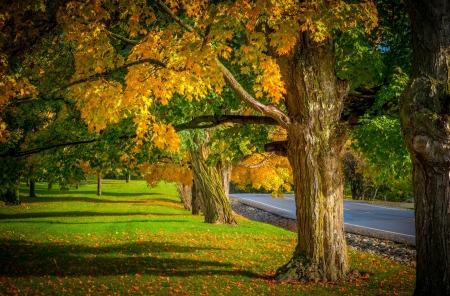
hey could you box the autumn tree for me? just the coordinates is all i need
[1,0,378,282]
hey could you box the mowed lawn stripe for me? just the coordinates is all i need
[0,180,414,295]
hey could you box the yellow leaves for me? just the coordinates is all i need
[0,119,9,144]
[77,160,91,176]
[151,123,180,152]
[241,55,285,104]
[141,162,193,187]
[0,76,39,108]
[70,80,124,133]
[232,153,293,196]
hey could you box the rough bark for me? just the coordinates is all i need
[274,33,352,282]
[217,161,232,200]
[97,175,102,196]
[191,180,201,215]
[400,1,450,294]
[29,179,37,198]
[189,138,237,225]
[176,183,192,211]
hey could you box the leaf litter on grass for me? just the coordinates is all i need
[0,180,415,295]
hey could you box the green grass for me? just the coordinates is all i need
[1,180,415,295]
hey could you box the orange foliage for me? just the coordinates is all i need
[232,153,292,197]
[0,0,377,155]
[141,162,193,187]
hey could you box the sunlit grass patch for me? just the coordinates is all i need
[0,180,415,295]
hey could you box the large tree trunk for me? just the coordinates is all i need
[400,1,450,294]
[217,161,232,199]
[274,34,352,282]
[189,138,237,225]
[29,179,37,198]
[176,183,192,211]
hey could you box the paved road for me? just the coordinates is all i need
[230,193,416,246]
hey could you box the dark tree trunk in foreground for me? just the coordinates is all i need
[125,173,131,183]
[97,175,102,196]
[176,183,192,211]
[1,185,20,205]
[400,1,450,294]
[29,180,37,198]
[274,34,352,283]
[189,139,237,225]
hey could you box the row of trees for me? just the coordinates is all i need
[1,0,449,294]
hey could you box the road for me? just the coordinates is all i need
[230,193,416,246]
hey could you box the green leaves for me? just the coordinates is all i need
[350,116,412,198]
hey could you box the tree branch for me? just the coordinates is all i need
[174,115,278,131]
[1,58,169,113]
[237,152,275,169]
[264,141,287,157]
[52,58,167,95]
[216,60,291,129]
[76,18,140,45]
[1,138,98,158]
[156,0,291,129]
[0,134,135,158]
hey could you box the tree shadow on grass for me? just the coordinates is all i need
[0,219,190,225]
[0,239,259,279]
[20,195,164,204]
[0,211,187,220]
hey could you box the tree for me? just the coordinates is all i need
[341,150,364,200]
[0,0,377,282]
[399,1,450,294]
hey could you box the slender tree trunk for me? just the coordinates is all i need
[176,183,192,211]
[400,1,450,294]
[189,138,237,225]
[29,179,37,198]
[26,179,30,187]
[191,180,201,215]
[75,183,80,189]
[97,174,102,196]
[125,173,131,183]
[47,181,53,191]
[274,33,352,282]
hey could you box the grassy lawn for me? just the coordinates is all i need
[0,180,415,295]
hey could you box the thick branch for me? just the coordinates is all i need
[264,141,287,157]
[216,60,291,129]
[174,115,278,131]
[157,0,291,129]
